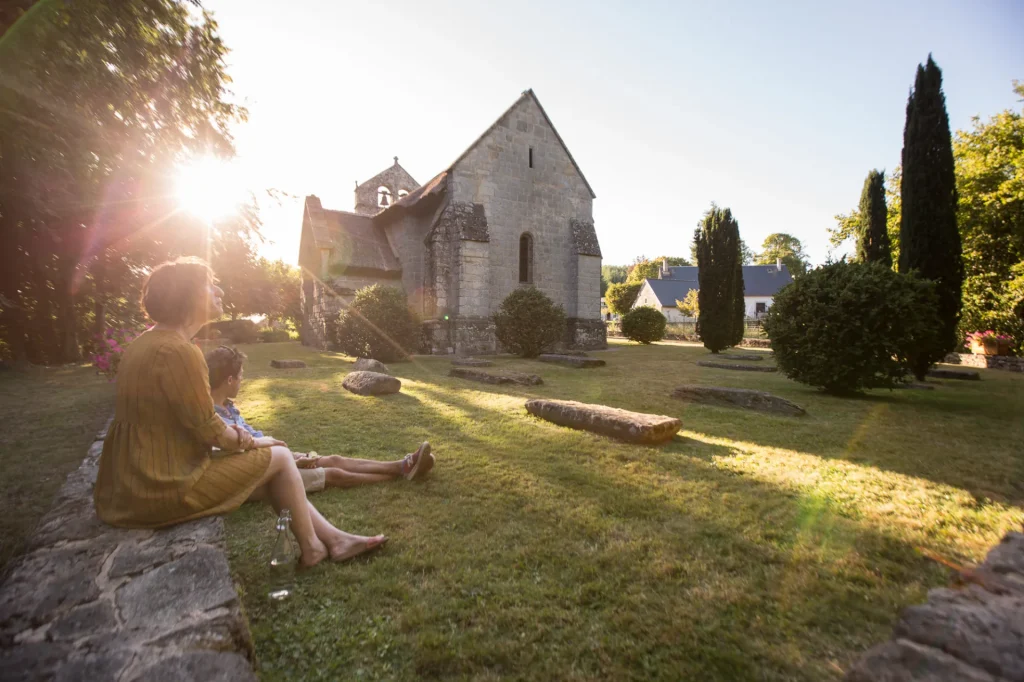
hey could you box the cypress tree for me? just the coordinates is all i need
[899,55,962,375]
[695,205,745,353]
[856,170,892,267]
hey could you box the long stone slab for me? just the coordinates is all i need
[525,399,680,444]
[269,359,306,369]
[716,353,765,362]
[927,368,981,381]
[449,368,542,386]
[0,419,257,681]
[538,354,606,369]
[671,385,805,416]
[696,360,777,372]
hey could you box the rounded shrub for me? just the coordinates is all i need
[259,329,291,343]
[492,287,566,358]
[199,319,257,344]
[621,306,667,344]
[763,261,941,394]
[335,284,419,362]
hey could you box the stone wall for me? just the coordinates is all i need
[845,531,1024,681]
[0,423,256,682]
[451,94,595,318]
[943,352,1024,373]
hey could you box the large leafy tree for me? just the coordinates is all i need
[955,81,1024,348]
[899,55,962,372]
[755,233,810,277]
[0,0,245,366]
[856,170,892,267]
[694,205,744,352]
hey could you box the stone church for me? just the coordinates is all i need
[298,89,605,355]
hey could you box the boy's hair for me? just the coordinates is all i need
[206,346,246,389]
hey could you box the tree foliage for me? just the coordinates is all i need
[755,233,810,277]
[605,282,642,315]
[831,169,902,263]
[621,307,667,344]
[899,55,963,371]
[0,0,245,366]
[676,289,699,317]
[335,285,419,362]
[764,262,941,393]
[694,205,745,352]
[856,170,892,267]
[600,264,628,296]
[492,287,566,358]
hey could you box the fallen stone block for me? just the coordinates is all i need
[696,360,777,372]
[717,353,765,362]
[891,381,935,390]
[451,358,493,368]
[845,638,998,682]
[449,368,542,386]
[538,354,606,368]
[928,367,981,381]
[269,359,306,369]
[342,370,401,396]
[353,358,389,374]
[671,385,805,416]
[525,399,680,444]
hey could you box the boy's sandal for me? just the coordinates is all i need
[402,442,431,480]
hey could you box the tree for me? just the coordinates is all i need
[899,55,962,374]
[755,233,810,277]
[626,257,661,283]
[831,169,902,263]
[605,282,642,315]
[694,205,745,352]
[0,0,244,366]
[955,81,1024,350]
[676,289,699,317]
[764,261,941,393]
[856,170,892,267]
[600,264,629,297]
[692,239,753,265]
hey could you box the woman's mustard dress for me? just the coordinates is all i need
[94,330,272,528]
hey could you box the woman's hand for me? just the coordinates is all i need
[253,436,286,449]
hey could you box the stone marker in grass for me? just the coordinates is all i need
[538,354,606,369]
[450,367,542,386]
[891,381,935,390]
[269,359,306,369]
[525,399,680,444]
[927,368,981,381]
[342,371,401,396]
[717,353,765,362]
[451,358,494,368]
[353,358,389,374]
[671,385,806,416]
[696,360,777,372]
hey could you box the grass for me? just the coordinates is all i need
[0,363,114,577]
[223,340,1023,681]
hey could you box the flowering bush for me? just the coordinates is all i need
[92,328,141,380]
[965,330,1013,345]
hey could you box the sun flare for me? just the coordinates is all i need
[173,156,247,222]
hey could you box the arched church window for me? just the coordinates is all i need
[377,186,392,207]
[519,233,533,284]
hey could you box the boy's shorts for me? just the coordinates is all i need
[298,467,326,493]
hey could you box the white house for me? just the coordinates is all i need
[632,261,794,322]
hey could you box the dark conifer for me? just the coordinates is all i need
[695,205,745,353]
[857,170,892,267]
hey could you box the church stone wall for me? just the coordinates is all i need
[450,96,595,318]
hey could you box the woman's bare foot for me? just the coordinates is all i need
[326,533,389,563]
[299,537,330,568]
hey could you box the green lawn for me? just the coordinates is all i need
[222,340,1024,681]
[0,363,114,578]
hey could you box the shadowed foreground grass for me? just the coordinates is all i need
[225,340,1024,681]
[0,363,114,578]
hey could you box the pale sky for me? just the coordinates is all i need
[205,0,1023,267]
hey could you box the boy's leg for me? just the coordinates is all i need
[317,455,402,477]
[324,468,396,488]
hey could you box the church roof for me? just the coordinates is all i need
[306,203,401,274]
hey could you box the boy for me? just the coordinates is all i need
[205,345,433,494]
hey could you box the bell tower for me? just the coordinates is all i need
[352,157,420,216]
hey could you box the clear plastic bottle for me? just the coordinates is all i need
[268,508,296,601]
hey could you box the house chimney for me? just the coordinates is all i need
[660,258,669,279]
[776,257,782,270]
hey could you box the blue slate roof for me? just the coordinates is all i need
[644,264,793,307]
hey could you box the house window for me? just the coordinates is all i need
[377,186,392,207]
[528,147,533,168]
[755,302,767,315]
[518,233,533,283]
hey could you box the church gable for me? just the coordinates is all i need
[354,157,420,215]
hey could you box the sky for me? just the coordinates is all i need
[204,0,1024,267]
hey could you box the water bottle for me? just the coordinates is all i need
[268,509,296,601]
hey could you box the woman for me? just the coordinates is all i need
[94,257,386,567]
